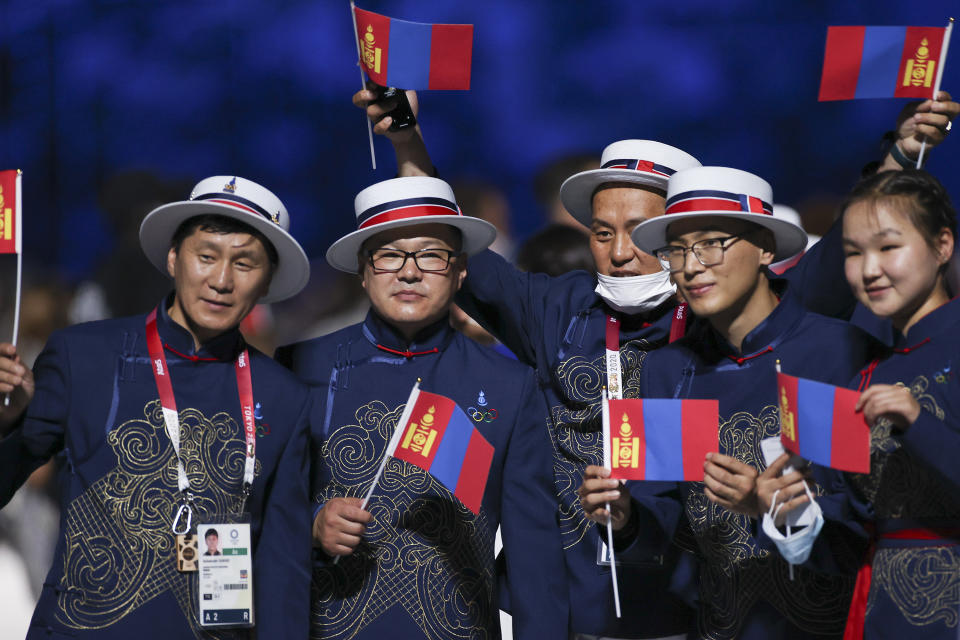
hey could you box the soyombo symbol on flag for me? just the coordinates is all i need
[777,372,870,474]
[389,388,494,514]
[0,170,21,255]
[602,398,718,481]
[818,25,949,101]
[353,6,473,90]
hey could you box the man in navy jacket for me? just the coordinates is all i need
[277,176,567,639]
[0,176,314,639]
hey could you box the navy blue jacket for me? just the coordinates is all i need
[634,284,874,640]
[0,300,313,640]
[276,311,568,640]
[455,219,855,637]
[832,297,960,640]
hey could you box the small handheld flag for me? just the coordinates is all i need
[777,372,870,474]
[364,381,494,515]
[0,170,22,257]
[602,398,719,482]
[353,5,473,91]
[818,23,951,102]
[0,170,22,407]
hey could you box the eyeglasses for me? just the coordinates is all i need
[366,248,461,273]
[654,234,749,272]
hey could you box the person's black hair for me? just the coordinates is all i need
[516,224,594,276]
[170,214,279,266]
[842,169,958,247]
[205,528,219,539]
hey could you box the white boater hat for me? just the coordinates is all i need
[630,166,808,263]
[559,140,702,226]
[326,176,497,273]
[139,176,310,304]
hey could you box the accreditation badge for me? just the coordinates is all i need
[197,519,254,628]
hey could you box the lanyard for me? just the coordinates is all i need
[145,308,257,533]
[605,303,688,400]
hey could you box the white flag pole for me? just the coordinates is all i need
[5,170,22,408]
[350,1,377,170]
[601,387,622,618]
[917,18,954,168]
[332,378,420,564]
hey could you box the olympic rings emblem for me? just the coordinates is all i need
[467,407,498,423]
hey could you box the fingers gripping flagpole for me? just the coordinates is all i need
[332,378,421,565]
[601,387,622,619]
[5,170,22,408]
[917,18,954,168]
[350,1,377,170]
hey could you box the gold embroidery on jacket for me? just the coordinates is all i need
[57,400,257,638]
[313,401,494,640]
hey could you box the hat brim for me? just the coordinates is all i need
[326,215,498,273]
[631,211,808,263]
[559,169,669,227]
[139,200,311,304]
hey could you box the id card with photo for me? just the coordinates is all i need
[197,521,254,628]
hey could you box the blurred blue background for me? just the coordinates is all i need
[1,0,958,287]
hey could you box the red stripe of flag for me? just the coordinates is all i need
[607,400,647,481]
[819,26,866,101]
[681,400,718,481]
[392,391,454,470]
[0,170,18,254]
[428,24,473,90]
[778,373,801,454]
[354,7,391,87]
[894,26,946,99]
[829,387,870,474]
[453,429,494,514]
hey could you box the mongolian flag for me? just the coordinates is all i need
[385,386,494,514]
[818,25,950,101]
[353,5,473,90]
[0,170,21,255]
[777,372,870,474]
[602,397,718,482]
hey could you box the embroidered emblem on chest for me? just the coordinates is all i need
[467,389,498,423]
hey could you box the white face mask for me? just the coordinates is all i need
[762,484,824,570]
[595,269,677,315]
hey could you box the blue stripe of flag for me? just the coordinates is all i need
[855,26,906,99]
[386,18,432,88]
[643,399,683,481]
[795,377,835,465]
[428,405,474,491]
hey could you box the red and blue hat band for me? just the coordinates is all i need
[600,158,676,178]
[357,196,460,230]
[193,192,276,223]
[665,190,773,216]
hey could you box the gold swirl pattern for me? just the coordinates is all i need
[552,340,652,550]
[848,375,960,629]
[313,401,495,639]
[866,547,959,629]
[56,399,258,638]
[685,405,851,639]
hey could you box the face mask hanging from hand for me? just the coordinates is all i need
[595,269,677,315]
[762,484,825,578]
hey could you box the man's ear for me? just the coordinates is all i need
[454,255,468,291]
[166,247,178,278]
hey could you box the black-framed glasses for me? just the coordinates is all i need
[366,248,461,273]
[654,234,749,272]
